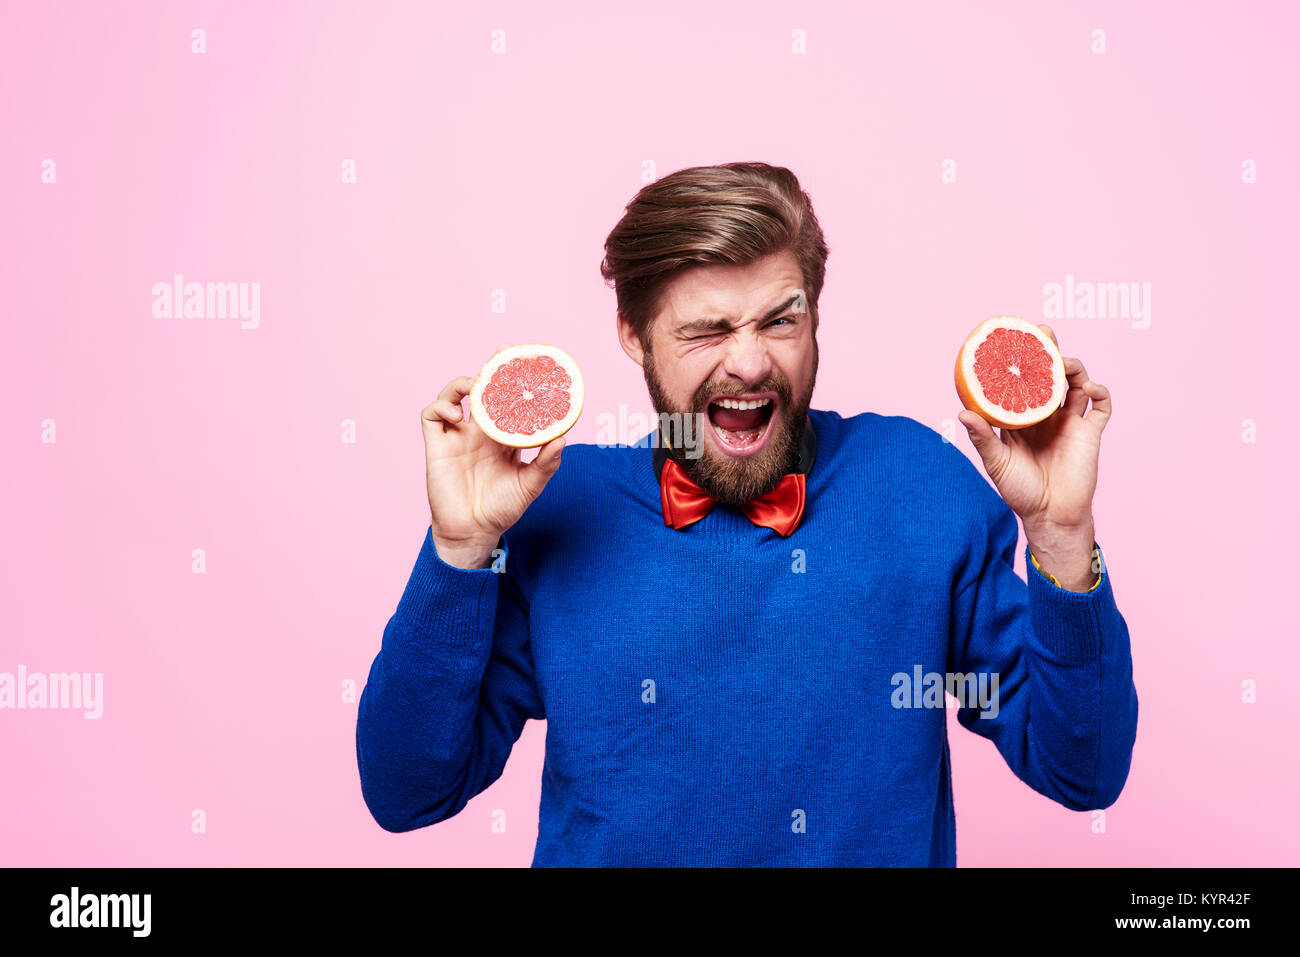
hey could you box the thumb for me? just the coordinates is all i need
[520,434,565,496]
[958,410,997,454]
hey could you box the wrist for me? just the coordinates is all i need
[430,528,500,570]
[1024,517,1097,592]
[1022,512,1094,547]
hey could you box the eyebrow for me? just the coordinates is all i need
[677,294,802,336]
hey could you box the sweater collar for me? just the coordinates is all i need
[651,414,818,484]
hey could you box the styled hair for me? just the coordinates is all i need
[599,162,830,345]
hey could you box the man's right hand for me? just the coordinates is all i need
[422,374,566,569]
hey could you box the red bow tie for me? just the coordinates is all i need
[659,457,806,537]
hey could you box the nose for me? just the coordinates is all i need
[718,326,773,388]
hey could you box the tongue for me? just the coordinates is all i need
[711,405,765,431]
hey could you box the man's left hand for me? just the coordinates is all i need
[958,324,1111,590]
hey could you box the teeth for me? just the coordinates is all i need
[715,398,771,410]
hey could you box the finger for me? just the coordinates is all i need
[1082,380,1112,431]
[437,376,475,405]
[958,410,1004,463]
[1060,355,1091,417]
[423,376,475,423]
[519,434,566,495]
[426,398,464,423]
[1040,326,1087,418]
[535,434,566,470]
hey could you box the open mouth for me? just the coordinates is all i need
[706,395,776,456]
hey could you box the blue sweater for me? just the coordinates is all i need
[356,409,1138,866]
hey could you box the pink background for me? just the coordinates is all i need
[3,1,1297,866]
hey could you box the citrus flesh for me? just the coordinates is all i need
[955,316,1066,429]
[469,344,584,448]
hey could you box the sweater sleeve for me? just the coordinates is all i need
[355,527,544,833]
[1030,547,1102,592]
[947,495,1138,811]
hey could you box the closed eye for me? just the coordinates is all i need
[681,315,796,340]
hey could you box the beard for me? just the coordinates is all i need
[642,341,818,506]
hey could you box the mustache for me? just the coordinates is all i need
[691,375,793,410]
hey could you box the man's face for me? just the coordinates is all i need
[619,249,819,505]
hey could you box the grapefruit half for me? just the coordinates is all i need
[469,343,584,448]
[955,316,1067,429]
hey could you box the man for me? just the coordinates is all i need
[356,162,1138,866]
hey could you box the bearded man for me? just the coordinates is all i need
[356,162,1138,867]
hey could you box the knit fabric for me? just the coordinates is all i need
[356,409,1139,866]
[1031,546,1102,591]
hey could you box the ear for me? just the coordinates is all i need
[616,313,647,367]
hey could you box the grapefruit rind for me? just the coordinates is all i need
[469,343,584,449]
[955,316,1067,430]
